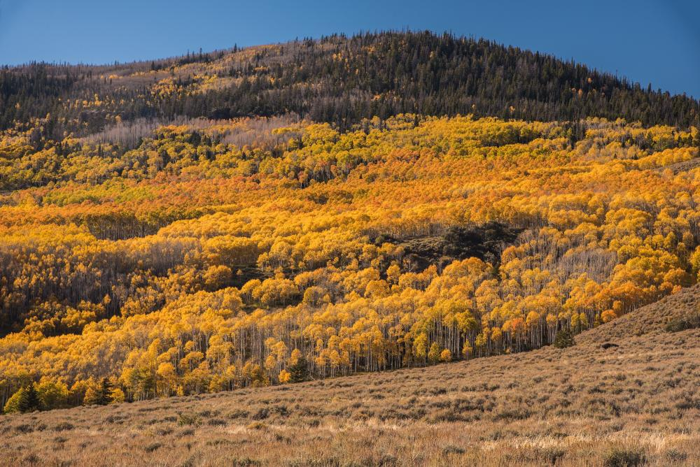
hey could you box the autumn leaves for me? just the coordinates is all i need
[0,115,698,410]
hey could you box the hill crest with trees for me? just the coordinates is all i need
[1,31,698,143]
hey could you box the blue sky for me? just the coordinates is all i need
[0,0,698,97]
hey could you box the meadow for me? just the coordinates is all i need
[1,284,698,466]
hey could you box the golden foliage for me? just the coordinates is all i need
[0,114,698,409]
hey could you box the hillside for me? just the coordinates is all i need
[2,31,699,142]
[2,30,700,467]
[1,112,700,413]
[1,285,698,466]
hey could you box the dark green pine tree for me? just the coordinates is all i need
[18,384,41,413]
[289,357,309,383]
[97,378,113,405]
[86,378,114,406]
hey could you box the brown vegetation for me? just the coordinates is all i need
[1,286,698,466]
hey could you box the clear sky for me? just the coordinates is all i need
[0,0,698,98]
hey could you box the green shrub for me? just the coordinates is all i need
[604,448,647,467]
[553,329,575,349]
[177,412,200,426]
[144,442,163,452]
[665,313,700,333]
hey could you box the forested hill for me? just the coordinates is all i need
[1,31,699,140]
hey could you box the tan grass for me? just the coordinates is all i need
[1,288,698,466]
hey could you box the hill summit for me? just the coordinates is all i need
[2,31,699,141]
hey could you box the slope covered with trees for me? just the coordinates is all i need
[1,31,699,414]
[0,113,699,411]
[1,31,699,142]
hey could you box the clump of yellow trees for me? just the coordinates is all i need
[1,115,699,411]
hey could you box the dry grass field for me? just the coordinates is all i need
[1,286,698,467]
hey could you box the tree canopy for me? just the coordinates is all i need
[0,114,698,411]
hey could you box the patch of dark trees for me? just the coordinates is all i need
[377,222,522,272]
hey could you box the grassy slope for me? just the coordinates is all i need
[1,287,698,467]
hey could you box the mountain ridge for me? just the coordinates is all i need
[2,31,699,141]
